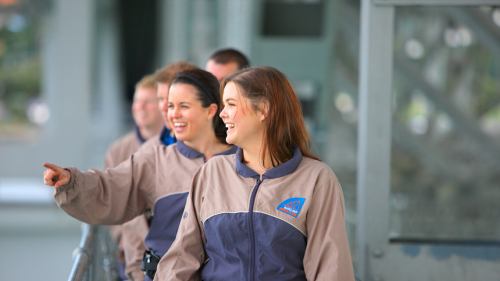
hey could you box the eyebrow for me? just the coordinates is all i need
[223,98,236,103]
[168,101,192,105]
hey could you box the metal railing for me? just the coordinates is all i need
[68,224,362,281]
[69,224,119,281]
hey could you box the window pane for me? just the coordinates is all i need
[391,6,500,241]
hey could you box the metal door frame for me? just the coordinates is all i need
[357,1,500,280]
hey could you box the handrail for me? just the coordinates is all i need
[68,224,97,281]
[68,224,119,281]
[69,223,362,280]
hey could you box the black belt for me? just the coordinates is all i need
[141,249,161,280]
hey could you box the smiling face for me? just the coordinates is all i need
[132,87,162,130]
[219,82,266,150]
[168,83,215,143]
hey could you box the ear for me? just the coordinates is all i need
[259,100,270,121]
[207,103,218,120]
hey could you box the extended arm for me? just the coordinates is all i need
[43,149,156,225]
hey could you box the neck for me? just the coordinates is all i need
[241,142,273,175]
[138,123,163,140]
[184,132,230,161]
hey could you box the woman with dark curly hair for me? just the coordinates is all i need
[43,68,236,281]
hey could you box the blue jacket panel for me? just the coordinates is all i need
[203,212,306,281]
[145,192,188,257]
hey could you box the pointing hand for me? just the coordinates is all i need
[42,163,71,188]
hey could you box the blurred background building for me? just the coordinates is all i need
[0,0,499,280]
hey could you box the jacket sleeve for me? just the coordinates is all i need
[154,169,206,281]
[54,149,156,225]
[303,176,355,281]
[122,213,151,281]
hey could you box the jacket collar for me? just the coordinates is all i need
[235,146,302,180]
[159,126,176,146]
[177,141,238,162]
[134,125,146,144]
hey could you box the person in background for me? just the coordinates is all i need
[103,74,163,280]
[121,61,197,281]
[104,74,163,169]
[42,68,237,281]
[155,66,355,281]
[205,48,250,82]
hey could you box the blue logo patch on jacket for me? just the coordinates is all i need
[277,197,305,217]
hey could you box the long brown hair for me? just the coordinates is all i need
[221,66,319,166]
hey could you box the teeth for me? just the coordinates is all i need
[174,122,187,127]
[226,124,235,128]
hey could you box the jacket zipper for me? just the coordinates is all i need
[249,178,262,281]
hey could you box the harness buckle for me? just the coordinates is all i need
[141,249,161,279]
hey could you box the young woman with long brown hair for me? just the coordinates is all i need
[155,66,355,280]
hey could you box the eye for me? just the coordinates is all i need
[168,104,174,109]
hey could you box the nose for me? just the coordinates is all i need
[219,107,227,119]
[170,105,181,118]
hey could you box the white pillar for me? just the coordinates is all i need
[42,0,95,169]
[0,0,96,177]
[158,0,191,66]
[90,0,124,168]
[221,0,253,57]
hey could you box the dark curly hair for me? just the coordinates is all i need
[171,69,227,144]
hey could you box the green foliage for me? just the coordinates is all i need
[0,12,42,126]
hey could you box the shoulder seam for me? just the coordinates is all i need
[254,211,307,237]
[152,191,189,214]
[202,211,249,225]
[203,211,307,237]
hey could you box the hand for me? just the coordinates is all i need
[43,163,71,188]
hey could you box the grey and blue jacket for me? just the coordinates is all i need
[156,147,355,281]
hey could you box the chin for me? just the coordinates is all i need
[175,134,188,142]
[225,137,236,145]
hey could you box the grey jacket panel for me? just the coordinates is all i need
[156,154,355,281]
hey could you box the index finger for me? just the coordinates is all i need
[42,163,61,171]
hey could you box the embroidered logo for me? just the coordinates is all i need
[277,197,305,218]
